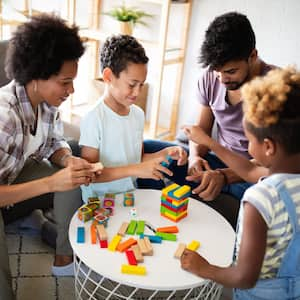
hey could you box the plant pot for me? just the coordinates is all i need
[119,21,133,35]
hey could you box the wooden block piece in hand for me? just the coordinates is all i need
[91,162,104,172]
[187,240,200,251]
[174,243,186,259]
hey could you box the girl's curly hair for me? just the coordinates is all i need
[242,67,300,154]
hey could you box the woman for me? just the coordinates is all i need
[0,13,100,299]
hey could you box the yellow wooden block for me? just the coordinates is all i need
[173,185,191,198]
[121,264,146,275]
[187,240,200,251]
[108,235,122,251]
[162,183,179,195]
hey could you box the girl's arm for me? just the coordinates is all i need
[182,125,268,183]
[81,145,173,182]
[181,202,267,288]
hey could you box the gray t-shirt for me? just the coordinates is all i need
[196,62,273,158]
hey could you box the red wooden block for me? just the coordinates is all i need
[125,249,137,265]
[99,240,108,248]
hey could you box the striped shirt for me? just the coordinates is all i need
[235,173,300,279]
[0,81,70,185]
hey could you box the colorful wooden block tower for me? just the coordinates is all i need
[160,183,191,222]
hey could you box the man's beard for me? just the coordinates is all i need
[224,71,250,90]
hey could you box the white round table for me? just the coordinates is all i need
[69,189,235,300]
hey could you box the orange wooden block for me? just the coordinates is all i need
[90,224,97,244]
[117,237,137,252]
[156,226,179,233]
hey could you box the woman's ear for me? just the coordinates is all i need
[102,67,113,83]
[264,138,275,156]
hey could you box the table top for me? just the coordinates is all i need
[69,189,235,291]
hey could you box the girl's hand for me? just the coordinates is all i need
[181,125,213,148]
[165,146,188,166]
[188,156,211,175]
[180,249,210,278]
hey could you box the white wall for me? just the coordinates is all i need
[178,0,300,129]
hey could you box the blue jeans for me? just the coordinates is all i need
[138,139,251,200]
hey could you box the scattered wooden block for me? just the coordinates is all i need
[174,243,186,259]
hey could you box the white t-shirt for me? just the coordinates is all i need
[23,105,45,161]
[79,99,144,202]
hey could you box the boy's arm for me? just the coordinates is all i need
[181,202,267,288]
[81,146,172,182]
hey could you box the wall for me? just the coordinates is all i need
[178,0,300,129]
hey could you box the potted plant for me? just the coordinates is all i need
[103,3,153,35]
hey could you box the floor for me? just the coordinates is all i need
[5,223,233,300]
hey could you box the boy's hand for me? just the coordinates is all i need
[136,157,173,180]
[180,249,210,278]
[181,125,213,148]
[166,146,188,166]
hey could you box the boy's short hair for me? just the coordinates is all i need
[100,34,148,77]
[5,13,85,85]
[199,12,256,69]
[242,67,300,154]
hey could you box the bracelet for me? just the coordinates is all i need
[59,153,72,167]
[216,168,228,185]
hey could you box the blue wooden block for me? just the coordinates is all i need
[139,234,162,243]
[161,155,173,167]
[77,227,85,243]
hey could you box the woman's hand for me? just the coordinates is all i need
[165,146,188,166]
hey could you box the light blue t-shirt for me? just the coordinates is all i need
[79,99,144,202]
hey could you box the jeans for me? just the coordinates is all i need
[139,139,251,200]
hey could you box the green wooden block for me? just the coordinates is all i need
[156,232,177,241]
[136,220,145,235]
[126,220,137,235]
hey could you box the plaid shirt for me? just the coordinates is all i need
[0,81,70,184]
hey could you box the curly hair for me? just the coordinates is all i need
[199,12,256,69]
[5,13,85,85]
[100,34,148,77]
[242,67,300,154]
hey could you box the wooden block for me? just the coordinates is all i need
[125,249,137,265]
[137,238,148,255]
[126,220,137,235]
[108,235,122,251]
[174,243,186,259]
[187,240,200,251]
[77,227,85,243]
[156,232,177,241]
[162,183,179,196]
[99,239,108,248]
[156,226,179,233]
[117,237,137,252]
[173,185,191,199]
[121,264,146,275]
[96,224,108,240]
[131,245,144,262]
[143,236,153,255]
[139,234,162,243]
[136,220,145,235]
[118,222,129,236]
[90,224,97,244]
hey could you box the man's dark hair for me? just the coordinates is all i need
[5,13,85,85]
[199,12,256,69]
[100,34,148,77]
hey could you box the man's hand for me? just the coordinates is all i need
[188,156,211,175]
[186,169,225,200]
[165,146,188,166]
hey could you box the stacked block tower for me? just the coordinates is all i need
[160,184,191,222]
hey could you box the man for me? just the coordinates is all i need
[141,11,275,201]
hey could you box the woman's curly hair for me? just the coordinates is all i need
[100,34,148,77]
[5,13,85,85]
[242,67,300,154]
[200,12,256,69]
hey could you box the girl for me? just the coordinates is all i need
[181,67,300,299]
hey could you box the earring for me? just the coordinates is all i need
[33,81,38,93]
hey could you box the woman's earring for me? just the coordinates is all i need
[34,81,38,93]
